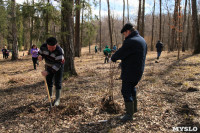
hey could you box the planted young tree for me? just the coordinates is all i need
[61,0,77,76]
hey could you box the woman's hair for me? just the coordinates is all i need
[32,44,37,49]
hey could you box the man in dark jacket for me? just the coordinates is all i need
[38,37,65,106]
[156,40,163,60]
[111,23,147,121]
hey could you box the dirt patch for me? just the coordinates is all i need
[101,96,121,114]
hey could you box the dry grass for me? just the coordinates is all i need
[0,46,200,132]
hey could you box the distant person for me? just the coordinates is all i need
[156,40,163,60]
[31,44,39,70]
[6,49,9,59]
[111,23,147,121]
[103,45,111,63]
[38,37,65,106]
[95,45,98,53]
[113,45,117,52]
[2,46,8,59]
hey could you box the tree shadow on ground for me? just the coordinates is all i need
[0,57,31,63]
[78,116,136,132]
[157,54,195,78]
[1,68,34,75]
[0,101,40,123]
[0,81,44,96]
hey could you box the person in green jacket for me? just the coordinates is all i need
[95,45,98,53]
[103,45,111,63]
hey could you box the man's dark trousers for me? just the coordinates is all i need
[46,64,64,96]
[122,80,138,112]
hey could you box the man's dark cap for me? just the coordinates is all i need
[121,23,133,33]
[46,37,57,46]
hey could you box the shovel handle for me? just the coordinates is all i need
[43,76,52,109]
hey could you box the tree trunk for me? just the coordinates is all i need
[11,0,18,60]
[80,1,84,52]
[166,3,171,52]
[29,0,34,54]
[61,0,77,75]
[182,0,187,52]
[122,0,125,43]
[127,0,129,22]
[159,0,162,40]
[162,15,165,43]
[171,0,178,51]
[74,0,81,57]
[107,0,113,48]
[186,0,191,50]
[151,0,155,51]
[141,0,145,37]
[137,0,141,32]
[99,0,102,51]
[45,0,49,39]
[178,0,182,60]
[192,0,200,54]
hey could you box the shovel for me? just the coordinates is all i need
[43,75,52,111]
[40,60,52,111]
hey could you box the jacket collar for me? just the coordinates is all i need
[125,30,139,40]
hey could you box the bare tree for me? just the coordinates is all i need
[127,0,129,22]
[29,0,34,54]
[185,0,191,50]
[74,0,81,57]
[107,0,113,48]
[177,0,182,59]
[99,0,102,51]
[182,0,187,52]
[192,0,200,54]
[45,0,49,38]
[80,0,84,53]
[122,0,125,43]
[137,0,141,32]
[141,0,145,37]
[11,0,18,60]
[171,0,178,51]
[61,0,77,75]
[151,0,155,51]
[159,0,162,40]
[166,0,171,51]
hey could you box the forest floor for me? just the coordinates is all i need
[0,46,200,133]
